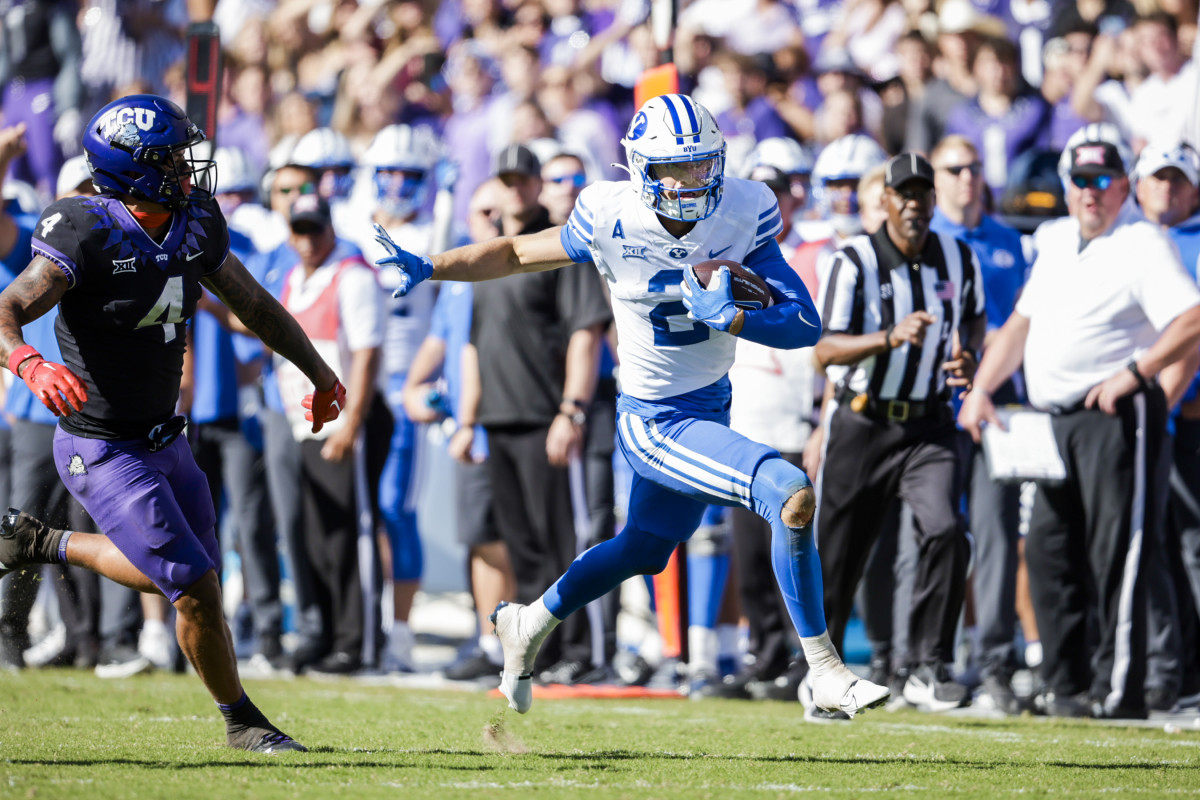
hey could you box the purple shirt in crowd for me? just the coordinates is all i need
[944,92,1051,198]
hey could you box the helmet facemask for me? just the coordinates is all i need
[373,168,430,219]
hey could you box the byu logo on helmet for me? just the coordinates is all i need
[628,112,648,141]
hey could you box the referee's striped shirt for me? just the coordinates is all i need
[818,227,985,402]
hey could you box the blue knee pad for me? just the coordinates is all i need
[544,524,676,618]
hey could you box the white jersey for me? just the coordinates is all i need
[565,176,783,400]
[347,213,437,378]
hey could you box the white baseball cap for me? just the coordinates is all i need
[56,155,93,198]
[1134,143,1200,187]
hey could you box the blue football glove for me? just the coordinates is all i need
[434,159,460,193]
[680,264,738,332]
[374,223,433,298]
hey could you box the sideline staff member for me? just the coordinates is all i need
[960,124,1200,719]
[814,153,985,713]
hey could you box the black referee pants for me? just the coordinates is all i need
[816,404,969,668]
[1027,390,1166,712]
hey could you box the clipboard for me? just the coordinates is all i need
[981,407,1067,485]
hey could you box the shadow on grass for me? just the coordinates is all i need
[7,749,1199,772]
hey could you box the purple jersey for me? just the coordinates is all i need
[944,93,1051,197]
[32,194,229,439]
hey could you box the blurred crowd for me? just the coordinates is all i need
[1,0,1200,720]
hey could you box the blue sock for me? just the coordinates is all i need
[687,551,730,629]
[544,524,677,619]
[752,458,827,637]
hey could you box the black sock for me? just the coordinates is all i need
[218,692,282,748]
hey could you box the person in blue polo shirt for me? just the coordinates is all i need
[1133,142,1200,711]
[929,133,1030,715]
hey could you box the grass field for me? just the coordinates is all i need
[1,670,1198,799]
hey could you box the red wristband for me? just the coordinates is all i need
[8,345,41,377]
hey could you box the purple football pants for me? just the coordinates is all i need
[53,427,219,602]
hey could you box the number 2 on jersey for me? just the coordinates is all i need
[137,275,186,342]
[648,269,709,347]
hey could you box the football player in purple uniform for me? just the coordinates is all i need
[0,95,346,754]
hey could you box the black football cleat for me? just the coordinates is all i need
[0,508,63,579]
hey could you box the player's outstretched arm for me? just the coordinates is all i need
[202,251,339,393]
[378,224,574,296]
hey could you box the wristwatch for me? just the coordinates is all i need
[560,398,588,427]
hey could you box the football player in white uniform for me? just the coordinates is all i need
[375,94,890,718]
[348,124,442,673]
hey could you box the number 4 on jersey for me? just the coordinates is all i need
[137,275,186,342]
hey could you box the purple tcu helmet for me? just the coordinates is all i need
[82,94,216,209]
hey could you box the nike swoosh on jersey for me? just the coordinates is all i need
[797,308,818,327]
[185,251,203,261]
[708,245,732,259]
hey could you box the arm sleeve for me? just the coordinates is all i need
[817,249,863,335]
[736,238,822,349]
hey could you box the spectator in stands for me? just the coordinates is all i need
[905,0,999,154]
[1129,12,1198,151]
[0,0,83,202]
[945,36,1051,201]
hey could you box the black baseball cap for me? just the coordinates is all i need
[885,153,935,189]
[289,193,332,229]
[493,143,541,179]
[1067,140,1126,177]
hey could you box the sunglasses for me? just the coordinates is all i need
[545,173,586,187]
[1071,174,1114,190]
[941,162,982,176]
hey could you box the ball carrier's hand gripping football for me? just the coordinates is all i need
[374,223,433,298]
[7,345,88,417]
[680,263,739,332]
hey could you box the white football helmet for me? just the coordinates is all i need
[364,124,441,218]
[290,127,357,199]
[812,134,887,235]
[214,146,258,194]
[745,137,814,177]
[621,93,726,222]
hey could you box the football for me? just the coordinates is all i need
[689,259,774,310]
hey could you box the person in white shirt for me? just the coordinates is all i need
[1128,12,1198,151]
[960,123,1200,719]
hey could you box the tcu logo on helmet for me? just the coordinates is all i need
[97,108,158,142]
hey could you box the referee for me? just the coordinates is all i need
[814,153,985,714]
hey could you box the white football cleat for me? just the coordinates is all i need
[810,666,890,719]
[490,601,552,714]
